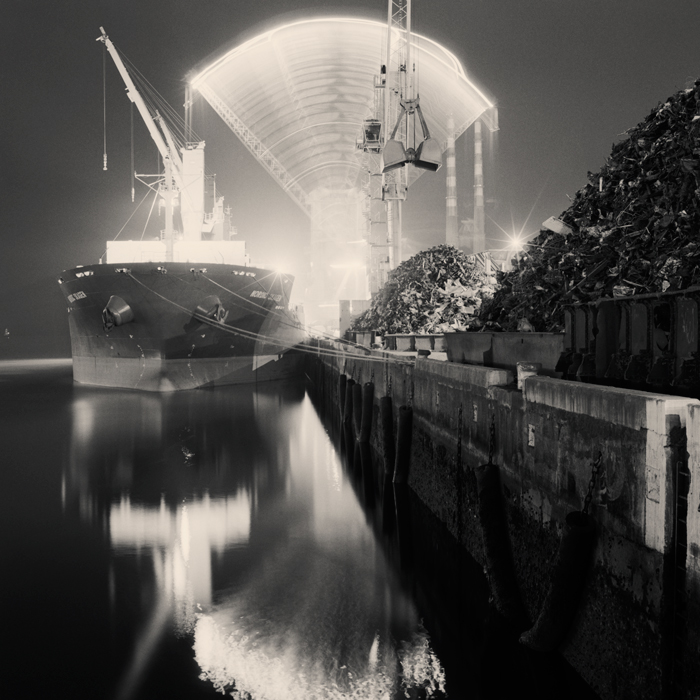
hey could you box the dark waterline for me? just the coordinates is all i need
[0,361,597,699]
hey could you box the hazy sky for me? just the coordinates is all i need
[3,0,700,303]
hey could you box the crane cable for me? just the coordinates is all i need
[131,102,135,202]
[115,44,225,201]
[102,43,108,171]
[139,187,159,241]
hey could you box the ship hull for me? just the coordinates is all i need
[58,262,306,391]
[69,353,305,391]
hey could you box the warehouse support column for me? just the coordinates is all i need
[446,114,459,248]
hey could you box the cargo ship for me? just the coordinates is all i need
[57,29,306,391]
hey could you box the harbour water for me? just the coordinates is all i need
[1,361,597,699]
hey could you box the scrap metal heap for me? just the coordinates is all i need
[351,245,496,335]
[480,80,700,332]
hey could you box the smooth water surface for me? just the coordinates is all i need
[0,361,446,700]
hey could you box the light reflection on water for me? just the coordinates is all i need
[1,361,445,699]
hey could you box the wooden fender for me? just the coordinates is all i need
[475,461,529,631]
[520,511,596,651]
[392,406,413,484]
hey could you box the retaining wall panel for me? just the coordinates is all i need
[520,404,648,542]
[682,403,700,698]
[564,559,666,700]
[409,414,484,561]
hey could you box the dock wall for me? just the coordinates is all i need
[305,343,700,700]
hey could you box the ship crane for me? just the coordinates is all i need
[97,27,211,262]
[97,28,183,185]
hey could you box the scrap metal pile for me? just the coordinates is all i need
[479,81,700,332]
[351,245,496,334]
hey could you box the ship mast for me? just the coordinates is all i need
[97,27,182,262]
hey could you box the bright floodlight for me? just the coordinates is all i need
[506,234,526,252]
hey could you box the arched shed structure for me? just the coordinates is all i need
[190,17,496,217]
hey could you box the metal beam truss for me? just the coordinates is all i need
[357,0,413,291]
[381,0,410,271]
[197,83,312,218]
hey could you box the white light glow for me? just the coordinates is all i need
[194,614,446,700]
[190,16,495,199]
[191,17,491,103]
[506,233,526,252]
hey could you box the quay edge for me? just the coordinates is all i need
[305,341,700,700]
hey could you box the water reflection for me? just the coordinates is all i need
[57,378,445,699]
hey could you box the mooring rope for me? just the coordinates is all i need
[124,272,414,366]
[200,271,378,355]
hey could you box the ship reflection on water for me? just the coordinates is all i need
[1,361,448,699]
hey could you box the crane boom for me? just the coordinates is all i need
[97,27,183,189]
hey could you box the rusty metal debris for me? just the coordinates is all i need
[351,245,496,335]
[480,81,700,332]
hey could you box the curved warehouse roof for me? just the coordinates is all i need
[191,17,495,205]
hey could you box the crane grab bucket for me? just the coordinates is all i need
[381,139,409,173]
[413,137,442,171]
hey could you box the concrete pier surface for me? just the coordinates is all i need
[304,340,700,700]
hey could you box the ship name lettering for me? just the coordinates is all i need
[250,290,282,302]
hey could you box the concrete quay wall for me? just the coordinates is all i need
[305,342,700,700]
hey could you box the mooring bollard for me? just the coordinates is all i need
[393,405,413,484]
[519,510,597,651]
[343,378,355,426]
[359,382,374,443]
